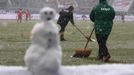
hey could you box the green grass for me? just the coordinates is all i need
[0,20,134,66]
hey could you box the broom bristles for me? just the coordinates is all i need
[73,48,92,58]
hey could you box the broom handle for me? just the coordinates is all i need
[72,24,88,40]
[84,27,95,50]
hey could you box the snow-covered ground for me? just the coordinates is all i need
[1,7,134,75]
[0,64,134,75]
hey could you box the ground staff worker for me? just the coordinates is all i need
[90,0,115,62]
[57,6,75,41]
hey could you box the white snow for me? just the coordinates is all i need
[0,64,134,75]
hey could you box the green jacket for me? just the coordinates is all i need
[90,0,115,35]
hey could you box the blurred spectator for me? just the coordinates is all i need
[17,8,23,23]
[82,14,87,20]
[25,9,31,21]
[121,13,125,23]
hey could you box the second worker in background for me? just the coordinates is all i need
[57,6,75,41]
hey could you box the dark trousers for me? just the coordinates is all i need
[59,24,67,33]
[95,34,110,57]
[59,24,68,40]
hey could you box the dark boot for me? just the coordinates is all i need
[103,55,111,62]
[97,56,103,61]
[60,33,66,41]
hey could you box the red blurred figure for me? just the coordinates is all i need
[17,8,23,23]
[25,9,31,21]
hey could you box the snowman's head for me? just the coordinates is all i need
[40,7,56,21]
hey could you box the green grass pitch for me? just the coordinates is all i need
[0,20,134,66]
